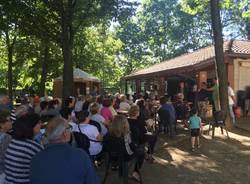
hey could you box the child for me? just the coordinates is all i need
[189,108,202,151]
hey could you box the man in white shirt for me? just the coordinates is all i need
[228,83,236,125]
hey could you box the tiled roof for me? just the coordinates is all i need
[125,40,250,79]
[55,68,100,82]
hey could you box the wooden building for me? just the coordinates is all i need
[53,68,101,98]
[124,40,250,101]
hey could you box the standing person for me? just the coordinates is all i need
[189,109,202,151]
[207,78,220,112]
[158,96,176,137]
[197,82,209,122]
[228,82,236,125]
[0,110,12,183]
[4,113,43,184]
[31,117,99,184]
[158,97,169,134]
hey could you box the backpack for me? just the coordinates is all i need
[72,125,90,154]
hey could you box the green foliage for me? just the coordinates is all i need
[0,0,138,95]
[0,0,248,96]
[180,0,209,15]
[73,24,123,89]
[181,0,250,38]
[0,35,7,88]
[134,0,211,61]
[116,19,155,75]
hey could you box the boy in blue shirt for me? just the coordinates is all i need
[189,108,202,151]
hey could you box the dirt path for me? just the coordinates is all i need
[100,126,250,184]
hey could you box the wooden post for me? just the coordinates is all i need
[136,79,141,95]
[125,80,128,95]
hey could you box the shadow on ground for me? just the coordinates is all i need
[97,124,250,184]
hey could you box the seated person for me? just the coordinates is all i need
[128,105,157,162]
[104,115,142,182]
[0,110,12,183]
[30,117,99,184]
[119,94,131,111]
[89,102,108,136]
[73,111,103,156]
[4,113,43,184]
[100,99,113,126]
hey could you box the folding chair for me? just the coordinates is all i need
[208,111,229,138]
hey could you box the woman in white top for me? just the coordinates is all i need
[73,111,103,156]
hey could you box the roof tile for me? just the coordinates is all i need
[125,40,250,79]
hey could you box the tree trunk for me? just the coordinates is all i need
[5,31,16,104]
[61,0,74,102]
[210,0,231,128]
[39,42,49,97]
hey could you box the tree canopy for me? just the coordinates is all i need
[0,0,248,97]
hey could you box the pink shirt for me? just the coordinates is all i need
[100,107,113,122]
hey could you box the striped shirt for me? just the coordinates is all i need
[4,139,43,184]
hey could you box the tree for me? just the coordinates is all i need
[73,24,123,90]
[0,1,20,102]
[116,19,154,75]
[139,0,212,62]
[210,0,230,127]
[115,0,213,76]
[42,0,137,102]
[222,0,250,39]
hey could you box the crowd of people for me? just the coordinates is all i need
[0,93,165,184]
[0,80,236,183]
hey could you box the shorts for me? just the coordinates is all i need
[191,128,200,137]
